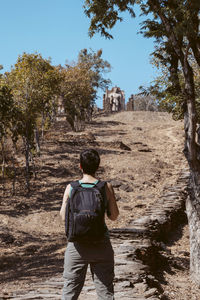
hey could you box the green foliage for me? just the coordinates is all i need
[60,48,111,130]
[8,53,60,122]
[0,85,14,139]
[0,83,22,144]
[84,0,135,38]
[1,53,61,192]
[59,61,95,129]
[143,50,200,121]
[4,53,60,143]
[78,48,111,97]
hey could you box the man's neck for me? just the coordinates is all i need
[81,174,97,183]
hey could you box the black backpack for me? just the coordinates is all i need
[65,180,108,242]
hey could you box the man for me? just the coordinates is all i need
[60,149,119,300]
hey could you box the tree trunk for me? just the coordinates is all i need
[190,41,200,67]
[30,151,37,180]
[11,149,17,196]
[34,127,40,155]
[186,172,200,284]
[182,53,200,285]
[51,97,57,121]
[148,0,200,284]
[1,137,5,180]
[41,111,45,139]
[1,137,6,192]
[24,137,30,194]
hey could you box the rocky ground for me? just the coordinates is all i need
[1,111,199,299]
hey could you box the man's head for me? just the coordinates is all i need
[80,149,100,175]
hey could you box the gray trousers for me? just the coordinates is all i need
[62,239,114,300]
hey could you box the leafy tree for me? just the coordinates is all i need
[59,62,95,131]
[78,48,111,96]
[133,93,158,111]
[0,85,14,179]
[83,0,200,283]
[60,49,111,131]
[143,56,200,119]
[5,53,60,192]
[0,80,22,194]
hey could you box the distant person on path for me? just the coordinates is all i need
[60,149,119,300]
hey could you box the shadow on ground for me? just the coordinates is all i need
[0,235,66,285]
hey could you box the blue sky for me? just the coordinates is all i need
[0,0,156,108]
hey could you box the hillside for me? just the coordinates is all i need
[1,111,195,298]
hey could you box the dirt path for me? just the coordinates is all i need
[0,111,193,298]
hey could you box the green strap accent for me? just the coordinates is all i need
[78,180,99,188]
[69,180,99,198]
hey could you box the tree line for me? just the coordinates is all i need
[0,49,111,194]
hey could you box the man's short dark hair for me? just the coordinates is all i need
[80,149,100,175]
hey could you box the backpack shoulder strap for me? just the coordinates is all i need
[95,180,107,189]
[70,180,81,189]
[69,181,81,202]
[95,181,108,211]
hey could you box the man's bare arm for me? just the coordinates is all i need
[106,182,119,221]
[60,184,71,221]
